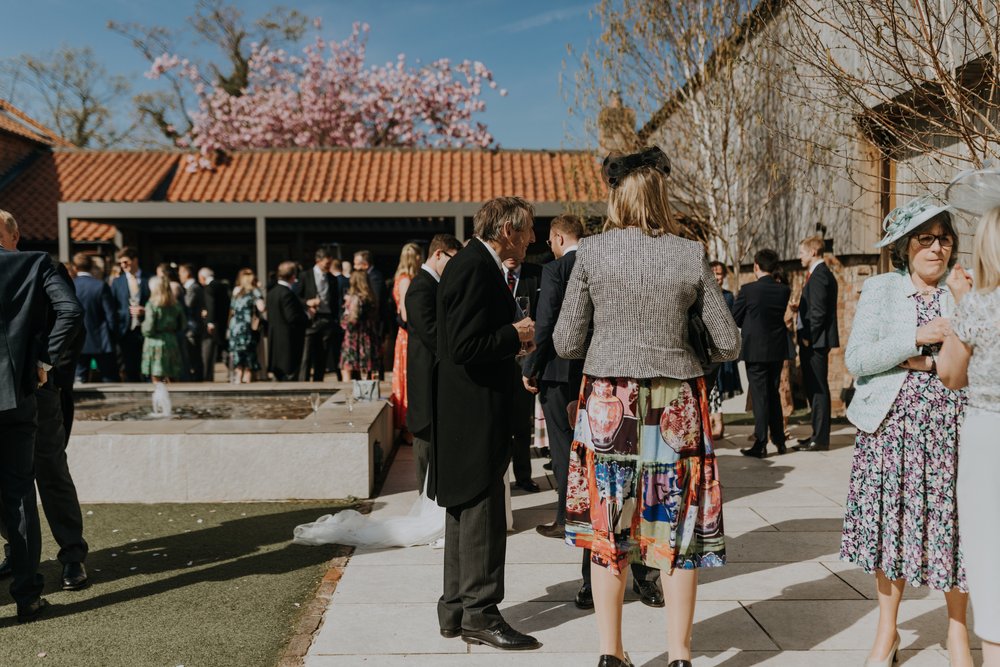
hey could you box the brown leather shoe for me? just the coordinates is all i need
[535,523,565,539]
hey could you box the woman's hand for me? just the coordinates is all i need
[915,317,952,346]
[899,355,934,372]
[946,265,973,303]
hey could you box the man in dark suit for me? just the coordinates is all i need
[733,248,792,458]
[110,247,150,382]
[267,261,308,381]
[0,209,84,622]
[432,197,539,650]
[522,215,664,610]
[296,247,337,381]
[198,267,229,382]
[72,253,118,383]
[353,249,391,377]
[326,258,350,373]
[178,264,207,381]
[405,234,462,491]
[503,256,543,493]
[793,236,840,452]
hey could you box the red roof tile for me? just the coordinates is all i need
[0,100,71,147]
[70,220,116,243]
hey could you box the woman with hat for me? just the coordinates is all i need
[938,167,1000,667]
[839,197,971,667]
[554,146,740,667]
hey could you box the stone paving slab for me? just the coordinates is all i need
[304,424,979,665]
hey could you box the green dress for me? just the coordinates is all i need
[141,301,186,379]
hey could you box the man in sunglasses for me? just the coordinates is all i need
[110,247,150,382]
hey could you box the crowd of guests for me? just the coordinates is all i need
[1,144,999,667]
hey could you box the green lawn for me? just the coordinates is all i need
[0,501,355,666]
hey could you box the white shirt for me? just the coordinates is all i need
[420,263,441,283]
[478,238,503,274]
[808,258,824,275]
[562,244,579,256]
[76,271,92,278]
[183,278,195,290]
[277,280,294,290]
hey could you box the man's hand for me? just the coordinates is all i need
[36,366,48,388]
[513,317,535,343]
[800,338,810,348]
[307,297,321,308]
[522,375,539,394]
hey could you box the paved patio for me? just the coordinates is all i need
[304,422,982,666]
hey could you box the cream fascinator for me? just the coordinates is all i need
[876,195,952,248]
[945,163,1000,215]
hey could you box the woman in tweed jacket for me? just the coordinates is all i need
[553,147,740,667]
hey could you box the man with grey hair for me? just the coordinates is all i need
[431,196,539,650]
[0,210,20,250]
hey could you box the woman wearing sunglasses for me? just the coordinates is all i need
[840,198,971,667]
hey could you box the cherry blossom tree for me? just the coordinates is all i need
[147,21,506,164]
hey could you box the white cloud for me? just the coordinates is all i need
[500,5,590,33]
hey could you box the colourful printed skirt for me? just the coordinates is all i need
[564,376,725,574]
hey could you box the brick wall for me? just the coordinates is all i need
[786,254,879,416]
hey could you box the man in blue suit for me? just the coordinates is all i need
[110,247,149,382]
[72,253,118,383]
[0,209,83,622]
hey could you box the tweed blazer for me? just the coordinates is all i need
[553,228,740,379]
[845,269,955,434]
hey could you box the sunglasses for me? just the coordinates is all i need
[913,233,954,248]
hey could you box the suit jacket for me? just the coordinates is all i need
[295,266,336,330]
[332,274,350,321]
[799,261,840,349]
[266,284,307,377]
[182,281,207,343]
[51,263,85,390]
[367,267,390,335]
[733,275,792,363]
[404,268,439,439]
[203,280,230,345]
[74,273,117,355]
[431,239,521,507]
[111,270,151,338]
[845,270,951,433]
[507,262,542,319]
[0,250,83,411]
[554,229,740,379]
[523,250,584,386]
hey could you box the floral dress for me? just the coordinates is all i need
[340,294,378,374]
[565,375,725,574]
[840,289,967,591]
[140,302,185,379]
[228,289,262,370]
[391,274,411,429]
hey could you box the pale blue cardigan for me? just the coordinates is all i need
[845,269,954,434]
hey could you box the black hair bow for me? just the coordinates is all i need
[601,146,671,189]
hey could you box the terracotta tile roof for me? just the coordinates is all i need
[165,149,605,203]
[1,148,605,242]
[0,99,72,147]
[71,220,116,242]
[0,151,178,241]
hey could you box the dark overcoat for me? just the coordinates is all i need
[404,268,438,440]
[266,284,307,378]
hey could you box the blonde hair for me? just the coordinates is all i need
[395,243,423,279]
[604,167,678,236]
[235,268,257,297]
[149,275,177,308]
[348,269,375,304]
[973,207,1000,292]
[800,235,825,257]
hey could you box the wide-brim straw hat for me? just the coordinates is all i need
[876,195,952,248]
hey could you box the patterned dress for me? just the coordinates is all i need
[840,289,967,591]
[565,376,725,574]
[391,274,411,429]
[228,289,262,370]
[340,294,378,374]
[140,302,185,379]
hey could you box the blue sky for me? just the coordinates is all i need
[0,0,603,149]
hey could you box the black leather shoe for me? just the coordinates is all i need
[62,562,89,591]
[542,461,553,471]
[775,442,787,455]
[598,655,634,667]
[514,479,541,493]
[740,446,766,459]
[667,660,693,667]
[16,598,50,624]
[797,436,812,445]
[793,441,829,452]
[461,621,541,650]
[575,584,594,610]
[440,627,461,638]
[535,523,565,539]
[537,447,550,457]
[633,579,664,607]
[0,555,11,579]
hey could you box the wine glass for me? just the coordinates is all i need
[309,392,321,422]
[515,296,531,356]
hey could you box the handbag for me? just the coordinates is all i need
[688,307,718,372]
[352,379,380,401]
